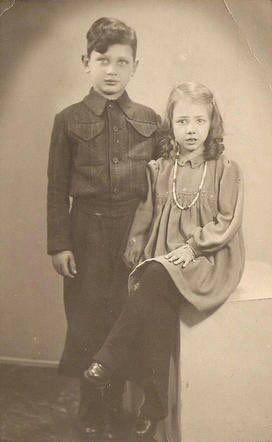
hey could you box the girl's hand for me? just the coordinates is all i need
[52,251,77,278]
[165,245,195,268]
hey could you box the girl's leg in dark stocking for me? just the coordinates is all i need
[93,262,181,420]
[140,267,180,420]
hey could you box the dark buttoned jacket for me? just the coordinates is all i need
[47,88,161,254]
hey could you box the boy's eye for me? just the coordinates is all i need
[97,57,108,64]
[118,59,129,66]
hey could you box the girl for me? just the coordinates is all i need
[84,82,245,439]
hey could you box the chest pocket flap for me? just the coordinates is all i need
[69,121,105,141]
[127,119,158,137]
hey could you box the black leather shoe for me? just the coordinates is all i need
[132,414,157,440]
[84,362,112,387]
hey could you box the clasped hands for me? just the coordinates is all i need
[165,244,195,268]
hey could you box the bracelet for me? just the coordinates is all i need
[184,244,196,261]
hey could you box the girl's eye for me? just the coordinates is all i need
[197,119,206,124]
[177,119,187,125]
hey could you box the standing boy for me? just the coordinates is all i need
[47,17,160,440]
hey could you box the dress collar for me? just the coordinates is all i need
[83,88,135,118]
[170,148,206,168]
[189,151,206,168]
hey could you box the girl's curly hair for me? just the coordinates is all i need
[159,82,225,160]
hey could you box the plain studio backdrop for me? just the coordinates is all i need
[0,0,271,363]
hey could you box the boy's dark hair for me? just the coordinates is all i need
[86,17,137,59]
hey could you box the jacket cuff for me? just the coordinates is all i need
[47,239,73,255]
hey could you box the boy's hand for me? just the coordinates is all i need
[52,251,77,278]
[165,245,195,268]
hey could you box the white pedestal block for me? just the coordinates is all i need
[165,260,272,442]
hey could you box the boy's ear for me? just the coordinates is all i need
[133,59,139,73]
[131,59,139,77]
[81,54,90,73]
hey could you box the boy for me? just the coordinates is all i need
[47,17,160,440]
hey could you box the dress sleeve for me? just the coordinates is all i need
[153,113,163,159]
[123,161,158,268]
[47,112,73,255]
[187,159,244,256]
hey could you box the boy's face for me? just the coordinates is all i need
[172,98,211,154]
[85,44,138,99]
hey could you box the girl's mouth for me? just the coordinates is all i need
[186,138,198,143]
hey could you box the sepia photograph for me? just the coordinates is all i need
[0,1,272,441]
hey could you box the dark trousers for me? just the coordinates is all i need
[58,199,138,418]
[94,262,181,420]
[78,377,123,423]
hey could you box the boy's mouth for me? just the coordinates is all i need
[104,80,119,85]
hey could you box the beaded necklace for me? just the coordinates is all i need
[172,153,207,210]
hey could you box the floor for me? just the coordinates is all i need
[0,364,81,442]
[0,364,156,442]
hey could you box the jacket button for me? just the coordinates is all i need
[112,157,119,164]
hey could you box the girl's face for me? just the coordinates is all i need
[172,98,211,154]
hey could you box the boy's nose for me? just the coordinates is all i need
[106,64,117,75]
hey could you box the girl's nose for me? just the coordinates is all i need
[187,125,196,134]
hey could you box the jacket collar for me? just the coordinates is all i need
[83,88,136,119]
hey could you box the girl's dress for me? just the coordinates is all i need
[93,150,245,421]
[124,151,245,311]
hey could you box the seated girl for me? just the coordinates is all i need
[84,82,245,440]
